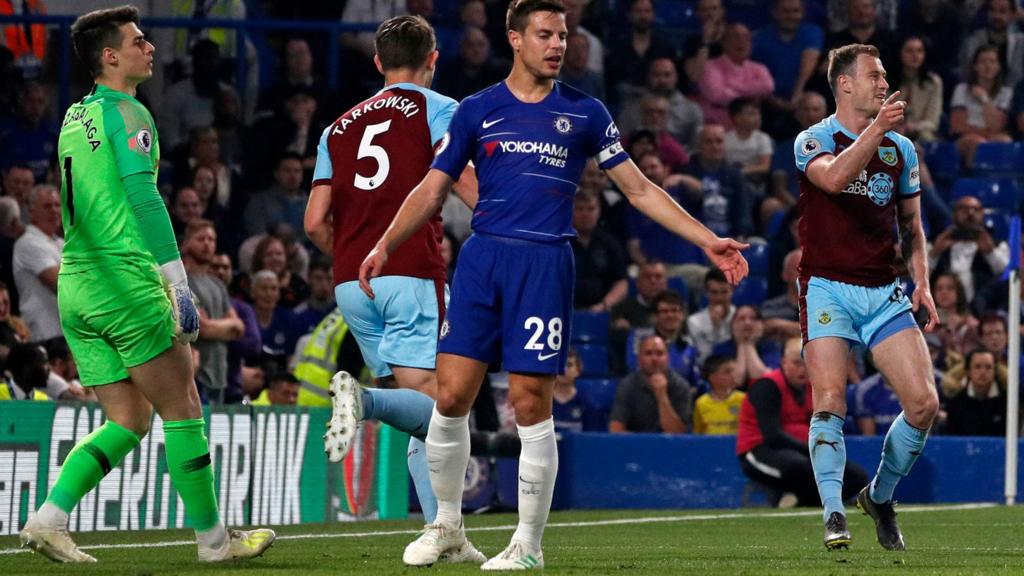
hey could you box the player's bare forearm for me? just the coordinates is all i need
[608,160,714,249]
[304,184,333,255]
[656,394,687,434]
[452,164,479,209]
[898,197,929,286]
[379,169,453,254]
[805,124,885,195]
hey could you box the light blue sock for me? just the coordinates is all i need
[809,412,847,522]
[407,437,438,523]
[870,412,928,504]
[361,388,434,440]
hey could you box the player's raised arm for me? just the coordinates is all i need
[605,158,750,286]
[803,91,905,195]
[359,168,454,297]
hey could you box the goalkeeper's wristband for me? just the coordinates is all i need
[160,259,189,288]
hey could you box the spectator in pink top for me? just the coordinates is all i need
[699,23,775,127]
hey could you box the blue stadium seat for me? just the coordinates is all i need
[951,178,1018,212]
[921,140,960,182]
[974,142,1023,176]
[575,344,609,378]
[571,310,609,344]
[667,276,690,301]
[575,378,619,432]
[745,243,770,276]
[732,277,768,306]
[984,211,1011,242]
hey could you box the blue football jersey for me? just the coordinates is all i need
[432,81,628,242]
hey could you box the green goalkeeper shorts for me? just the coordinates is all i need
[58,262,177,386]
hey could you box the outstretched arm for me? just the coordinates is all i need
[605,158,749,285]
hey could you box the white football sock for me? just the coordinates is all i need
[511,418,557,551]
[425,406,470,528]
[35,502,69,529]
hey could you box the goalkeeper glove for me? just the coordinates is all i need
[160,259,200,343]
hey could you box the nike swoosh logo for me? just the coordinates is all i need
[537,351,559,361]
[482,118,504,129]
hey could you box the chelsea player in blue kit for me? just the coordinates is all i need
[361,1,749,569]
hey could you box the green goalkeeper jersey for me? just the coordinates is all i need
[58,84,162,272]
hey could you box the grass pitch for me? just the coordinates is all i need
[2,504,1021,575]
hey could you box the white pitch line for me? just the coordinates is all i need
[0,502,998,556]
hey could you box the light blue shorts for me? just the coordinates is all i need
[336,277,449,378]
[798,276,917,349]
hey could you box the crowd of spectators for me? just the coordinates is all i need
[0,0,1023,444]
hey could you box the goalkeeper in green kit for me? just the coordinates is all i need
[19,5,275,563]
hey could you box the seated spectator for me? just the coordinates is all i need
[210,251,261,404]
[43,337,92,402]
[737,337,867,506]
[623,94,691,171]
[564,0,604,75]
[256,90,321,179]
[762,249,802,341]
[559,32,605,100]
[853,366,903,436]
[251,270,295,375]
[944,349,1007,436]
[680,124,754,239]
[898,0,963,84]
[289,257,336,338]
[949,45,1014,168]
[0,281,29,352]
[183,220,245,403]
[752,0,825,139]
[0,196,21,314]
[611,260,668,331]
[929,195,1009,303]
[160,39,240,152]
[2,164,34,224]
[169,186,203,238]
[243,153,308,239]
[625,290,700,385]
[553,348,586,433]
[610,334,693,433]
[0,81,57,182]
[687,268,737,361]
[712,305,782,387]
[579,159,627,241]
[618,58,703,151]
[572,191,627,311]
[251,234,310,309]
[13,185,62,342]
[958,0,1024,88]
[0,342,49,400]
[770,91,827,208]
[436,27,509,101]
[824,0,899,74]
[683,0,728,75]
[891,36,943,143]
[251,371,301,406]
[699,23,774,127]
[724,98,773,194]
[173,127,243,247]
[255,37,337,127]
[626,153,704,269]
[238,223,311,280]
[931,272,980,357]
[941,314,1014,396]
[605,0,677,102]
[190,165,227,230]
[692,354,745,434]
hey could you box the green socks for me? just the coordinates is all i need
[163,418,221,532]
[45,420,140,514]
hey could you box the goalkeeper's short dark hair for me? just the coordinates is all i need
[374,15,436,71]
[71,5,140,79]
